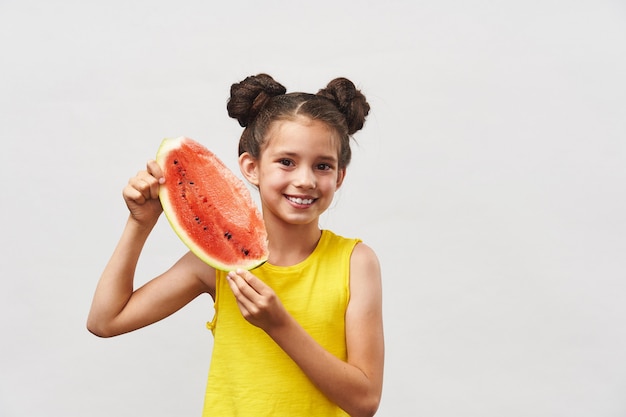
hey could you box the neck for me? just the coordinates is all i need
[264,220,322,267]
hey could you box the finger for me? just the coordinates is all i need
[235,269,269,295]
[227,272,259,300]
[231,270,270,299]
[145,174,161,200]
[146,160,165,184]
[138,166,162,200]
[132,170,161,201]
[226,273,258,315]
[123,183,146,204]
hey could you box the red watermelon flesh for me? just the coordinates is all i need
[156,137,268,271]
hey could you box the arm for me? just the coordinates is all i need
[87,160,214,337]
[227,243,384,417]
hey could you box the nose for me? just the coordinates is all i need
[294,166,316,189]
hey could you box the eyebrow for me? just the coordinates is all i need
[274,150,338,163]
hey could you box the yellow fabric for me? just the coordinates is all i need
[202,230,360,417]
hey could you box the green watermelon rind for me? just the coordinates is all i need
[156,137,268,271]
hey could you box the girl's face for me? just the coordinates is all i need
[240,116,345,228]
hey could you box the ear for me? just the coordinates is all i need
[336,168,346,189]
[239,152,259,186]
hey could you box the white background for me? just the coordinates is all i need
[1,1,625,416]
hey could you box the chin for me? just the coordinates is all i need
[281,213,319,226]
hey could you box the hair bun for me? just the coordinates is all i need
[316,78,370,135]
[227,74,287,127]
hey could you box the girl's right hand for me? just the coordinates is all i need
[123,160,164,227]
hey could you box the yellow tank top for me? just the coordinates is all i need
[202,230,360,417]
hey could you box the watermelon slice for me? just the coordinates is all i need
[156,137,268,271]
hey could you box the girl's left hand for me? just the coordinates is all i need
[226,269,287,331]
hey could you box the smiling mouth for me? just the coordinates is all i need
[286,196,316,205]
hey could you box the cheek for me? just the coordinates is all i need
[319,174,340,191]
[259,169,286,191]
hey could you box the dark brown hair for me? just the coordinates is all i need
[227,73,370,169]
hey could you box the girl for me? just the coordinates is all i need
[87,74,384,417]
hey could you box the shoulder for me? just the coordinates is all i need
[320,229,378,272]
[350,242,379,269]
[349,242,382,304]
[322,229,362,250]
[345,241,384,366]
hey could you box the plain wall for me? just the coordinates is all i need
[1,1,625,416]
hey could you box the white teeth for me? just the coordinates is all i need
[288,196,314,205]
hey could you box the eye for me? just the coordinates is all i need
[316,163,332,171]
[278,158,293,167]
